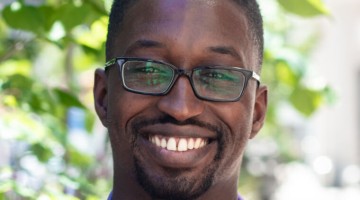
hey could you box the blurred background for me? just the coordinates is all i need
[0,0,359,199]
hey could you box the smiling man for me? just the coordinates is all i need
[94,0,267,199]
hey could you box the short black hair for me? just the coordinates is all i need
[106,0,263,70]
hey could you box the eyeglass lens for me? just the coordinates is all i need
[121,60,247,101]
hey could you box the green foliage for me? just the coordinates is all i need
[2,5,53,34]
[0,0,111,199]
[290,86,324,116]
[0,0,332,199]
[277,0,329,17]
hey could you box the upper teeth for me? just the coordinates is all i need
[149,135,208,152]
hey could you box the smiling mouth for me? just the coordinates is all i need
[148,135,210,152]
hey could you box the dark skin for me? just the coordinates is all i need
[94,0,267,199]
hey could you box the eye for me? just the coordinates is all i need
[204,72,225,79]
[199,70,238,82]
[137,66,161,73]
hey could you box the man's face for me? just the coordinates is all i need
[95,0,267,199]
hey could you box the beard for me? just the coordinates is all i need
[134,158,215,200]
[129,115,227,200]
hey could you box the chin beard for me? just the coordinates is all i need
[134,158,216,200]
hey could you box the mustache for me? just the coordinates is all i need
[131,115,223,139]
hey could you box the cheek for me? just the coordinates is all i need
[108,93,150,135]
[212,97,255,175]
[106,90,155,168]
[217,101,254,140]
[229,100,255,152]
[224,105,253,155]
[107,71,151,129]
[106,91,133,156]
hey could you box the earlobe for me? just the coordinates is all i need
[94,68,109,127]
[250,85,268,139]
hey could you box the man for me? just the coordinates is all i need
[94,0,267,199]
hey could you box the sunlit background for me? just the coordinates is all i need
[0,0,359,199]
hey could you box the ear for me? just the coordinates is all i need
[250,85,268,139]
[94,68,109,127]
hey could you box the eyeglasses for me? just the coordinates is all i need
[105,57,260,102]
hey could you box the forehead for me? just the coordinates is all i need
[113,0,254,68]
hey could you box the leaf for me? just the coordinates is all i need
[0,60,32,78]
[84,110,95,133]
[30,143,54,162]
[53,3,100,32]
[2,4,54,34]
[277,0,329,17]
[68,147,92,167]
[53,88,86,109]
[275,59,298,86]
[83,0,109,15]
[2,95,18,107]
[289,86,323,116]
[2,74,33,91]
[75,17,108,49]
[28,91,45,112]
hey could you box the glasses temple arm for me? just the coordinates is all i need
[105,58,117,68]
[252,71,261,82]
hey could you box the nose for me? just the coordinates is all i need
[157,77,205,122]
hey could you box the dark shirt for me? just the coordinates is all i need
[107,192,244,200]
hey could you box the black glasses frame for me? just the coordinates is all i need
[105,57,260,102]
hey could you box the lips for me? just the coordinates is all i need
[135,124,218,168]
[149,135,208,152]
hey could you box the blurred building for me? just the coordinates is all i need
[309,0,360,183]
[272,0,360,199]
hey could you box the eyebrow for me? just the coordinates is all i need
[126,40,243,63]
[207,46,243,61]
[126,39,166,53]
